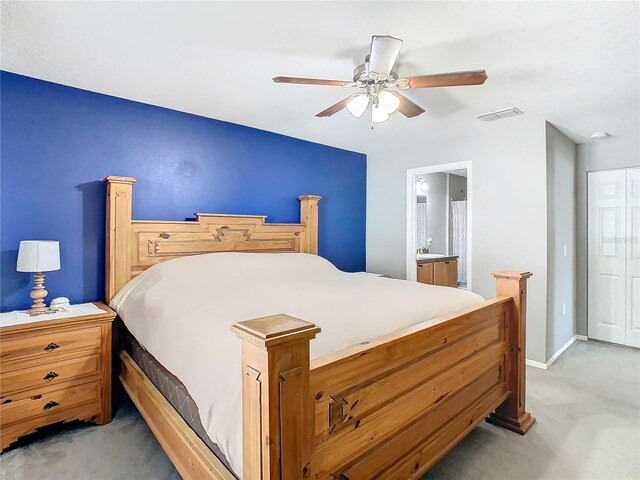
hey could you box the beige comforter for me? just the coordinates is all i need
[110,252,484,477]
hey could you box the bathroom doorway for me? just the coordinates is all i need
[406,162,472,289]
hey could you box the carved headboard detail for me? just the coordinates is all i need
[104,176,321,302]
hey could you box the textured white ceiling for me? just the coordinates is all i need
[2,1,638,154]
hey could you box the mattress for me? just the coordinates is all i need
[121,328,236,476]
[111,252,486,477]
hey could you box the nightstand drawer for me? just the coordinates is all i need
[0,326,101,369]
[0,354,101,395]
[0,381,101,426]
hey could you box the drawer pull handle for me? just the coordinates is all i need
[43,400,59,410]
[44,342,60,351]
[43,371,59,381]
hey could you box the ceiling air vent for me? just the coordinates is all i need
[476,107,523,122]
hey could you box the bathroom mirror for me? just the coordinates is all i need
[415,169,468,288]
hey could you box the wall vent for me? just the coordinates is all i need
[475,107,523,122]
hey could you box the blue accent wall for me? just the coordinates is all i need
[1,72,366,311]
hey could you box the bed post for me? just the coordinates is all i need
[487,271,536,435]
[298,195,321,254]
[232,315,320,480]
[103,176,136,303]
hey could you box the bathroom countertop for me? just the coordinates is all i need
[416,255,459,264]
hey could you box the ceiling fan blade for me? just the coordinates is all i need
[273,76,350,87]
[316,95,357,117]
[407,70,488,89]
[368,35,403,76]
[393,93,425,118]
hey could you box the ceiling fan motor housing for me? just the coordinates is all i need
[353,56,399,87]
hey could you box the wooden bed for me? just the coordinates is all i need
[104,176,534,480]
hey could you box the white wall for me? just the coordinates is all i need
[576,135,640,337]
[545,123,577,360]
[367,115,549,363]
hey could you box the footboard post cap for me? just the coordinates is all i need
[492,271,533,280]
[231,314,320,350]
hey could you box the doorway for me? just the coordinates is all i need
[587,167,639,347]
[406,161,472,289]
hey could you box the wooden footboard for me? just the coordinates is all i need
[232,271,534,479]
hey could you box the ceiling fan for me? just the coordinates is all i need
[273,35,487,125]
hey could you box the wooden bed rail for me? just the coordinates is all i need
[232,272,534,479]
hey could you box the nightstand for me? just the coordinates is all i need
[0,302,116,451]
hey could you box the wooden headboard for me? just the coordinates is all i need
[103,176,321,302]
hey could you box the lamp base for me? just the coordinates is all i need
[28,272,49,315]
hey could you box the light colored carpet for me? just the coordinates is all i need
[1,340,638,480]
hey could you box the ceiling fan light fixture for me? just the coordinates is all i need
[274,35,486,123]
[347,94,370,118]
[378,91,400,114]
[372,103,390,123]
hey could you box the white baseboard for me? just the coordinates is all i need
[526,334,582,370]
[546,335,578,368]
[575,335,588,341]
[525,359,548,370]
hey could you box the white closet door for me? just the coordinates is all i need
[626,168,640,347]
[588,170,626,344]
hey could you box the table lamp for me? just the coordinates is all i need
[17,240,61,315]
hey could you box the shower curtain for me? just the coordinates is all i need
[450,200,467,285]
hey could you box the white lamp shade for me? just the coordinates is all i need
[347,94,370,118]
[17,240,61,272]
[378,91,400,114]
[372,104,390,123]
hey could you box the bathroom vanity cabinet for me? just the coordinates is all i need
[417,256,458,287]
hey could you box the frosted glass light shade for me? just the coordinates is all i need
[17,240,61,272]
[378,91,400,114]
[347,94,370,117]
[417,179,430,193]
[372,104,390,123]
